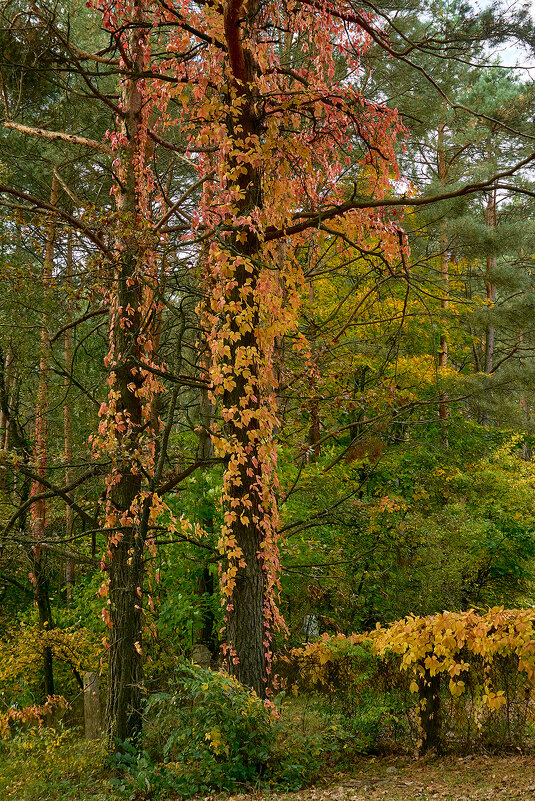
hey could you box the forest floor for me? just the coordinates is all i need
[3,745,535,800]
[231,755,535,801]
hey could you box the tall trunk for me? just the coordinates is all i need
[31,174,59,698]
[64,231,75,604]
[418,669,442,754]
[104,261,146,743]
[437,122,450,443]
[518,332,531,458]
[306,279,321,461]
[104,4,151,745]
[485,187,497,374]
[480,180,497,428]
[218,0,270,695]
[195,385,216,658]
[349,367,368,444]
[223,246,267,695]
[273,242,287,430]
[0,347,12,489]
[33,556,55,697]
[308,396,321,461]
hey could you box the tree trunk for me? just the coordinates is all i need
[195,385,216,659]
[64,231,75,604]
[103,3,153,746]
[213,0,288,698]
[0,347,12,489]
[84,672,102,739]
[215,0,272,696]
[222,245,268,695]
[33,555,55,697]
[437,121,450,444]
[306,279,321,461]
[31,174,59,698]
[418,669,442,754]
[480,182,497,427]
[104,243,146,744]
[485,187,497,375]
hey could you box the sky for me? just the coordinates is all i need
[476,0,535,71]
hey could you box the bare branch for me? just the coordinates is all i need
[265,151,535,241]
[1,464,105,535]
[155,170,215,231]
[0,185,111,254]
[50,307,109,344]
[4,121,113,155]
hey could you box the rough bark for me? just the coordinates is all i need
[84,672,102,739]
[485,187,497,375]
[418,669,442,754]
[31,174,59,698]
[195,385,216,660]
[223,241,268,695]
[104,4,149,746]
[0,347,12,489]
[64,231,75,604]
[219,0,270,696]
[306,281,321,462]
[479,180,497,428]
[437,121,450,444]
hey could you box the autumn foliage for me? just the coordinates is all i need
[291,608,535,752]
[4,0,535,789]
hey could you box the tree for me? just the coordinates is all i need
[150,0,410,695]
[0,0,205,745]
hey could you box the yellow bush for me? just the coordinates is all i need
[0,623,101,703]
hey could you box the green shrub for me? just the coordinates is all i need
[143,663,277,794]
[289,637,414,752]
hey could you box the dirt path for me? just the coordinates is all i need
[326,756,535,800]
[235,756,535,801]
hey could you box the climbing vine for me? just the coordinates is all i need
[156,0,406,691]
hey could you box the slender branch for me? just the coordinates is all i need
[1,464,104,534]
[50,308,109,344]
[155,170,215,231]
[3,536,101,567]
[63,45,120,66]
[264,151,535,241]
[157,460,214,495]
[0,185,111,254]
[4,121,113,155]
[53,168,87,211]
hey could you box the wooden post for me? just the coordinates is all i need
[83,671,102,739]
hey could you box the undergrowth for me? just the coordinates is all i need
[0,724,109,800]
[0,664,374,800]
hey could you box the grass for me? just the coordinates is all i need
[0,726,111,801]
[3,696,535,801]
[3,726,535,801]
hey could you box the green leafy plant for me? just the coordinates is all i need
[143,664,277,794]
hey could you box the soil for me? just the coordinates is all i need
[225,755,535,801]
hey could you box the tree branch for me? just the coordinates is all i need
[4,121,113,155]
[0,185,111,254]
[50,307,109,344]
[1,464,104,534]
[265,151,535,241]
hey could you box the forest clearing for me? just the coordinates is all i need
[4,0,535,797]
